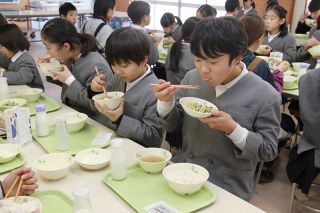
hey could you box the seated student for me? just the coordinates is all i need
[165,17,200,85]
[196,4,217,19]
[160,12,183,41]
[0,13,10,69]
[260,4,296,63]
[296,30,320,69]
[127,1,159,66]
[1,167,38,199]
[41,18,113,120]
[304,0,320,37]
[0,24,44,90]
[225,0,240,17]
[236,0,258,19]
[294,0,320,35]
[59,2,78,26]
[89,28,162,148]
[240,14,289,93]
[152,17,281,201]
[82,0,115,53]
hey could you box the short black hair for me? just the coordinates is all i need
[160,13,182,28]
[93,0,116,19]
[59,2,77,17]
[225,0,240,13]
[0,13,8,24]
[309,0,320,13]
[105,27,150,65]
[266,4,288,37]
[0,24,30,52]
[127,1,150,24]
[190,17,247,65]
[197,4,217,18]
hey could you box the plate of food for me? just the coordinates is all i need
[0,196,42,213]
[179,97,217,118]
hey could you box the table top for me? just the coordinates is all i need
[0,85,265,213]
[283,89,299,100]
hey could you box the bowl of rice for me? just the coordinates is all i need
[0,196,42,213]
[92,92,124,111]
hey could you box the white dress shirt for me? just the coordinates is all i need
[268,32,280,43]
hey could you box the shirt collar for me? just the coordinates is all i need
[131,24,146,32]
[126,64,151,91]
[11,50,27,63]
[244,7,252,14]
[268,32,280,42]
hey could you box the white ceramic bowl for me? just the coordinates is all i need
[291,62,310,72]
[33,153,74,180]
[308,44,320,57]
[18,88,43,102]
[92,92,124,111]
[0,144,21,163]
[135,148,172,173]
[0,98,27,110]
[75,148,111,170]
[256,56,270,63]
[179,97,217,119]
[305,18,316,27]
[63,112,88,133]
[163,163,209,195]
[0,196,42,213]
[38,63,64,77]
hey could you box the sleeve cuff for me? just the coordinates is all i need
[64,75,75,86]
[226,123,249,150]
[157,99,175,118]
[0,181,4,199]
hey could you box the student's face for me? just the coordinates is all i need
[163,25,174,34]
[311,10,320,20]
[112,59,148,83]
[42,39,71,63]
[264,10,285,33]
[106,7,115,20]
[195,54,241,87]
[65,10,78,25]
[0,44,14,58]
[243,0,252,9]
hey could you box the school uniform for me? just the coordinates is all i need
[236,7,258,19]
[131,24,159,65]
[0,53,10,69]
[165,42,195,85]
[262,32,296,63]
[158,64,281,201]
[295,15,312,34]
[170,25,182,41]
[61,52,113,120]
[1,51,44,90]
[100,65,162,147]
[296,30,320,69]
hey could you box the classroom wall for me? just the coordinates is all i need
[292,0,307,32]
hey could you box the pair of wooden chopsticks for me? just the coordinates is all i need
[94,66,109,98]
[4,175,23,202]
[150,84,200,89]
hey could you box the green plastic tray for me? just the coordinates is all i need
[32,123,108,155]
[0,139,25,174]
[32,190,73,213]
[103,164,216,213]
[24,96,61,116]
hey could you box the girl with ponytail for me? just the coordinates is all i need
[160,12,183,41]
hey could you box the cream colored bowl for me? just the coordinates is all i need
[305,18,316,27]
[294,34,309,40]
[75,148,111,170]
[163,163,209,195]
[38,63,64,77]
[308,44,320,57]
[291,62,310,72]
[179,97,217,119]
[0,98,27,110]
[92,92,124,111]
[18,88,43,102]
[135,148,172,173]
[256,56,270,63]
[0,196,42,213]
[63,112,88,133]
[33,153,74,180]
[0,144,21,163]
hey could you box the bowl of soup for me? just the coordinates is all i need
[92,92,124,111]
[135,148,172,173]
[63,112,88,133]
[18,88,43,102]
[162,163,209,195]
[179,97,218,119]
[0,196,42,213]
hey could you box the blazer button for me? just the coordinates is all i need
[208,159,213,164]
[188,152,195,159]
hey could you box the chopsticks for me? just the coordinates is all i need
[95,66,109,98]
[150,84,200,89]
[4,175,23,202]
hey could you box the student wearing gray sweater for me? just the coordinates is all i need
[160,13,183,41]
[153,17,280,201]
[0,24,44,90]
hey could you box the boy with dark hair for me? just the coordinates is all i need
[127,1,159,65]
[225,0,240,17]
[152,17,281,201]
[89,27,162,148]
[59,2,78,25]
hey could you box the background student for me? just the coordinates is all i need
[0,13,10,69]
[196,4,217,19]
[225,0,240,17]
[59,2,78,26]
[0,24,44,90]
[160,12,183,41]
[236,0,258,19]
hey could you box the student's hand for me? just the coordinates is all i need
[49,65,72,83]
[2,167,38,197]
[94,99,124,122]
[37,55,51,63]
[276,61,290,72]
[304,37,320,51]
[259,45,272,55]
[91,74,106,92]
[299,13,308,23]
[151,79,177,102]
[199,110,237,135]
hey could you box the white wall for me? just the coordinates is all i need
[291,0,307,32]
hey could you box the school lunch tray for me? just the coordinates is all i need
[24,95,61,116]
[32,190,73,213]
[0,139,25,174]
[32,123,109,155]
[103,164,216,213]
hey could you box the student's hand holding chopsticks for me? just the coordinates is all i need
[91,74,106,92]
[199,110,237,135]
[2,167,38,197]
[151,79,178,102]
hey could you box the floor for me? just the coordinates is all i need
[29,42,318,213]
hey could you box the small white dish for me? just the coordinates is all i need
[0,144,21,164]
[63,112,88,133]
[75,148,111,170]
[92,92,124,111]
[18,88,43,102]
